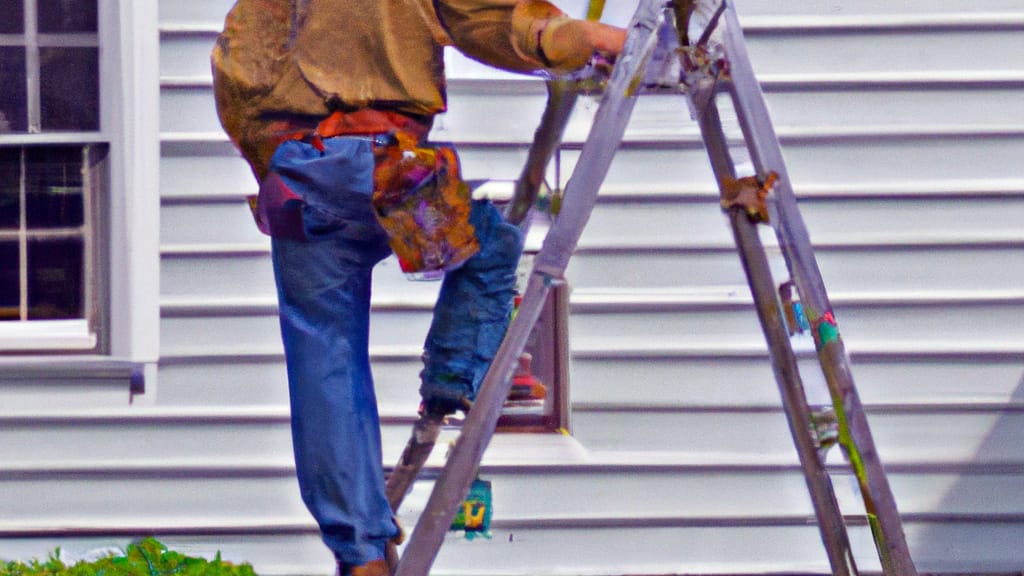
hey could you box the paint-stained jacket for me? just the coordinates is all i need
[212,0,575,173]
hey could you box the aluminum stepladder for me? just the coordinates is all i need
[391,1,919,574]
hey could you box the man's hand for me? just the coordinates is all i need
[512,0,627,74]
[541,18,627,72]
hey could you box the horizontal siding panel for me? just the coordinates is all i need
[0,416,298,468]
[427,521,1022,576]
[156,356,425,409]
[0,376,133,411]
[160,33,216,80]
[572,409,1024,465]
[571,354,1024,409]
[159,313,287,356]
[160,153,255,200]
[161,86,222,135]
[159,0,1024,28]
[5,408,1019,468]
[641,1,1024,18]
[0,475,308,527]
[568,299,1024,351]
[752,85,1024,130]
[6,467,1022,541]
[558,137,1024,194]
[566,244,1024,293]
[159,0,236,26]
[161,252,277,299]
[739,29,1024,77]
[159,307,435,356]
[160,252,441,303]
[579,195,1024,248]
[157,357,292,407]
[398,468,1024,526]
[161,198,266,247]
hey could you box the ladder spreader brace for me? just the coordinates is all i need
[390,1,919,574]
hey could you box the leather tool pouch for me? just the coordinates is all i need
[371,132,479,279]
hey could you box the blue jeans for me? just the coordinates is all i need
[267,137,521,566]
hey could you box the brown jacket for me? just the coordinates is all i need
[212,0,572,175]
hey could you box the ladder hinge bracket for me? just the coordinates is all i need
[720,171,777,222]
[810,406,840,460]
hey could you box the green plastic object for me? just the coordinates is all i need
[450,478,493,539]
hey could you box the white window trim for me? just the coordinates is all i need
[105,0,160,385]
[0,0,160,390]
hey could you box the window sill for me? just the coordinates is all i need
[0,355,146,402]
[0,320,97,352]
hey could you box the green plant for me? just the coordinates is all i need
[1,538,256,576]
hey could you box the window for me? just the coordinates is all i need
[0,0,107,353]
[0,145,106,351]
[0,0,100,133]
[497,278,571,433]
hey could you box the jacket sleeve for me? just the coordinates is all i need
[434,0,587,75]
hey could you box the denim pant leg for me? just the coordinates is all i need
[420,200,524,406]
[269,138,398,567]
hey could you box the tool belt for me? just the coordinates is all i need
[249,109,478,278]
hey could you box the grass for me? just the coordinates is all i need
[1,538,256,576]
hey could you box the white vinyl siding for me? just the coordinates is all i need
[0,0,1020,574]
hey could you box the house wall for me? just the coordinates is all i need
[2,0,1023,574]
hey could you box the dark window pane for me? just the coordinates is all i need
[25,146,84,228]
[0,149,20,229]
[0,0,24,33]
[0,241,19,320]
[0,48,28,133]
[27,238,83,319]
[40,47,99,131]
[38,0,97,33]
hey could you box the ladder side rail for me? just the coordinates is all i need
[717,4,918,574]
[689,76,858,576]
[394,3,669,575]
[506,0,606,227]
[715,5,825,304]
[504,81,578,226]
[727,207,860,576]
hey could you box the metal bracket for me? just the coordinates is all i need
[810,406,840,460]
[719,171,777,222]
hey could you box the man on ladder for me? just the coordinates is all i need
[210,2,625,575]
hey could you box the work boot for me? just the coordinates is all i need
[337,559,388,576]
[384,516,406,574]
